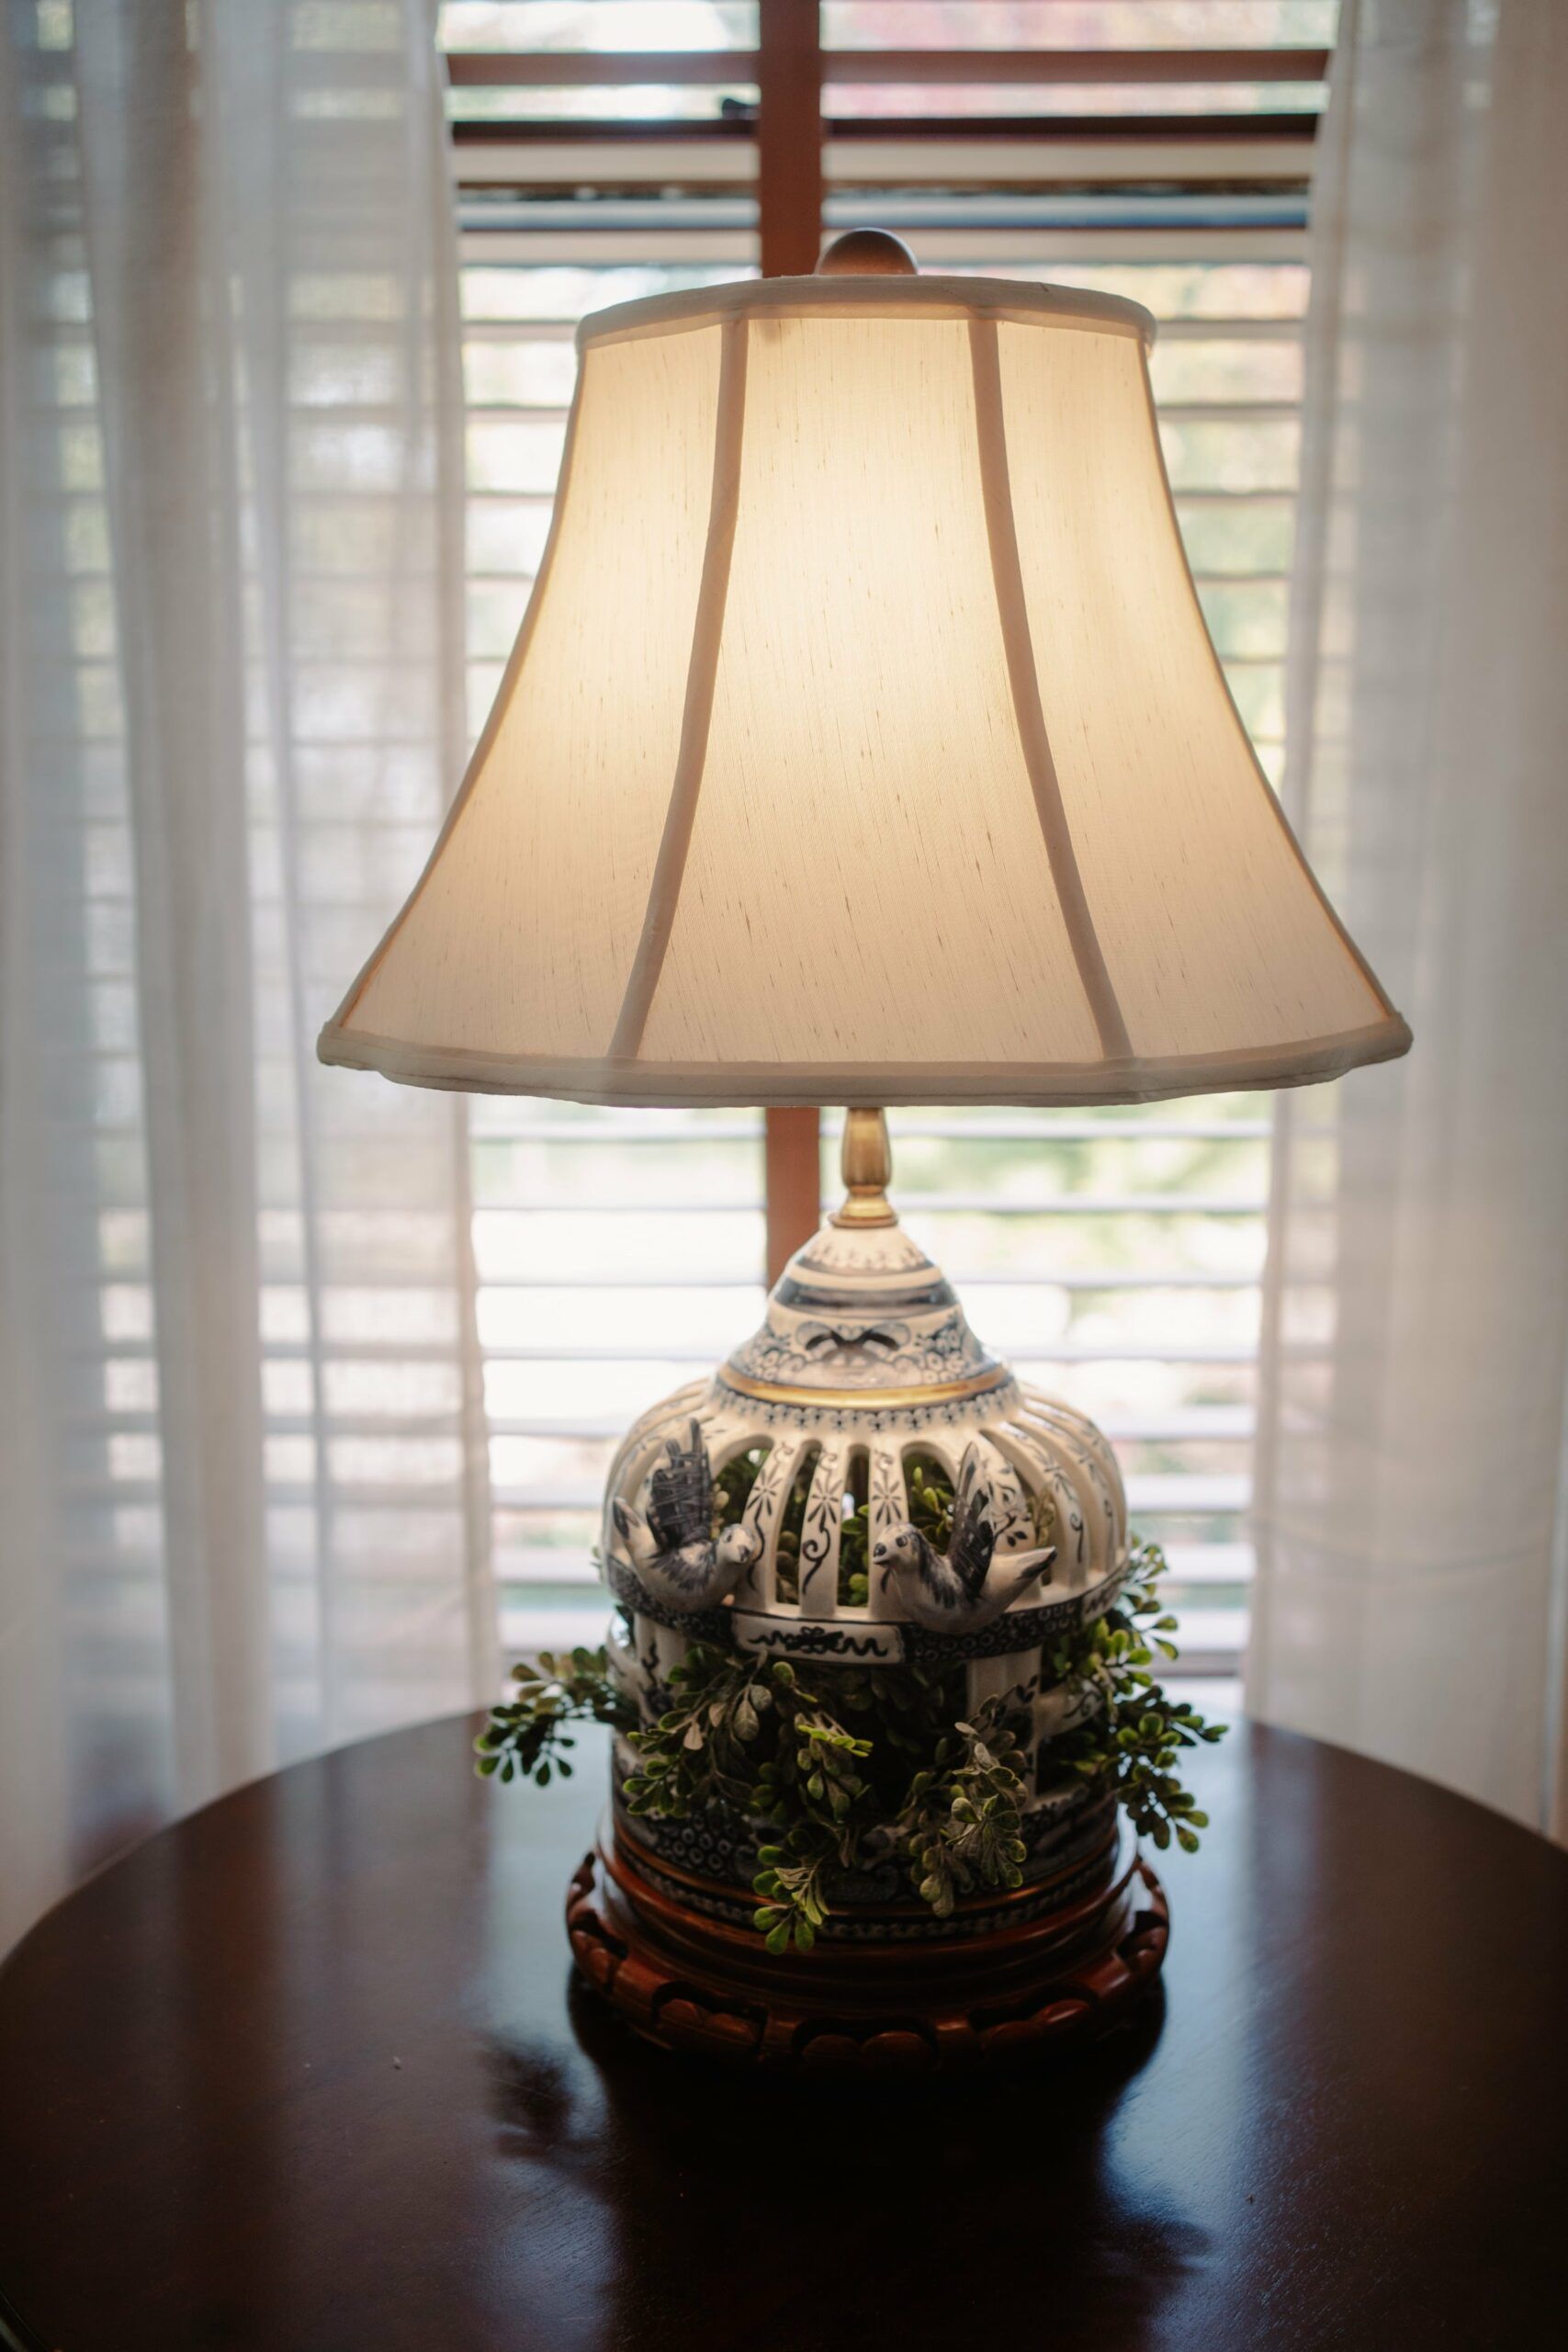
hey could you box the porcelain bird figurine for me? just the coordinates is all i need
[874,1443,1055,1633]
[612,1419,762,1611]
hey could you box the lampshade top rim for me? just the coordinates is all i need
[576,272,1156,356]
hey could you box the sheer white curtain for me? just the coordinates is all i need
[0,0,495,1955]
[1250,0,1568,1830]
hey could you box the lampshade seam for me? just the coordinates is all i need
[607,316,750,1062]
[968,317,1134,1064]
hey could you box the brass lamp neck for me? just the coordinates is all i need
[831,1107,897,1229]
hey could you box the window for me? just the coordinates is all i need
[439,1,1336,1696]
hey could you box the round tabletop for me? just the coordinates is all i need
[1,1716,1564,2352]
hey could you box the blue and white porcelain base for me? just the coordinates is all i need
[581,1111,1157,2073]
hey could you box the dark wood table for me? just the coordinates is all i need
[2,1715,1564,2352]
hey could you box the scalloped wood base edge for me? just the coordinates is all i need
[565,1834,1168,2077]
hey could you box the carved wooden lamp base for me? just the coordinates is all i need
[566,1826,1168,2077]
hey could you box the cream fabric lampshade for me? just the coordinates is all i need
[319,269,1410,1105]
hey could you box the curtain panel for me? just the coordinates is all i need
[0,0,495,1955]
[1250,0,1568,1830]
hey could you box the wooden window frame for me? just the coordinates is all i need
[759,4,827,1277]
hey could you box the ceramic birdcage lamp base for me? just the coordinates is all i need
[570,1111,1169,2071]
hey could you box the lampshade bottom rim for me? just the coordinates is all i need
[316,1014,1413,1107]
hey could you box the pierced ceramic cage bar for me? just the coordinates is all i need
[598,1114,1131,1895]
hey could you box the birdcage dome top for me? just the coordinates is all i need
[719,1211,1009,1411]
[601,1193,1127,1673]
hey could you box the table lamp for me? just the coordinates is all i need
[320,232,1409,2075]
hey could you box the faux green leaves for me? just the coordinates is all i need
[475,1531,1225,1945]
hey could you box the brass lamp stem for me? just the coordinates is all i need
[831,1107,897,1228]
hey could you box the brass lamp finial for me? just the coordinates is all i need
[831,1106,896,1228]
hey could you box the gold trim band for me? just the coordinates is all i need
[718,1365,1011,1410]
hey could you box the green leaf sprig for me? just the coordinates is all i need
[894,1701,1032,1918]
[473,1646,636,1786]
[1046,1537,1226,1851]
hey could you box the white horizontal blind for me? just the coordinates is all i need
[440,0,1333,1680]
